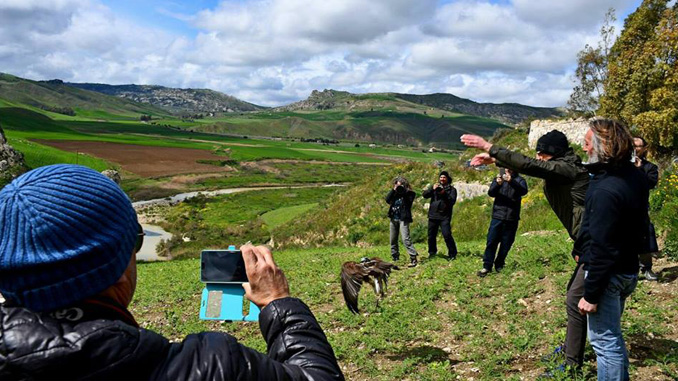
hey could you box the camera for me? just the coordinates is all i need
[201,249,248,284]
[395,185,405,194]
[499,168,506,177]
[436,184,445,193]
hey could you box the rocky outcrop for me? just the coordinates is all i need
[0,124,27,185]
[528,118,590,149]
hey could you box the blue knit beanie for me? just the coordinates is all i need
[0,164,138,312]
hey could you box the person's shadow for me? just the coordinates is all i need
[627,333,678,362]
[386,345,460,364]
[658,265,678,283]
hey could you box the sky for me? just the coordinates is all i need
[0,0,643,108]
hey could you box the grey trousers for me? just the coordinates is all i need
[389,219,417,259]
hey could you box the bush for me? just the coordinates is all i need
[650,168,678,260]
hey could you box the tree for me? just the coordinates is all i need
[568,8,616,114]
[599,0,676,153]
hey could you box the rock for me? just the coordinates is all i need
[528,118,590,149]
[0,124,27,184]
[101,169,122,185]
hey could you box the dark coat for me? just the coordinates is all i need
[488,174,528,221]
[575,163,650,304]
[489,146,589,241]
[385,189,416,223]
[423,184,457,220]
[637,159,659,189]
[0,297,344,381]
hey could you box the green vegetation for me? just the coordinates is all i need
[131,237,678,380]
[156,187,339,258]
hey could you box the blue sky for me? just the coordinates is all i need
[0,0,643,108]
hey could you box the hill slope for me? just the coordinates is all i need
[67,83,264,114]
[0,73,169,119]
[278,89,563,125]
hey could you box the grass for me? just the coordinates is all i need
[261,203,319,228]
[131,236,678,380]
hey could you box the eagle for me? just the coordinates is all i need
[340,257,399,314]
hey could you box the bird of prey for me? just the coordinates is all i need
[340,257,399,314]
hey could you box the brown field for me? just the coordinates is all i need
[34,140,230,177]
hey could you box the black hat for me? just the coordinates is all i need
[438,171,451,182]
[536,130,569,157]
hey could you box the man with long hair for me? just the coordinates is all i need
[577,119,650,380]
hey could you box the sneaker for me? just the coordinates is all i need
[477,268,490,277]
[643,269,658,281]
[448,254,457,261]
[408,256,418,268]
[495,267,504,273]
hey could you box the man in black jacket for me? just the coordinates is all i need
[633,136,659,281]
[478,168,528,277]
[461,130,590,370]
[0,164,344,381]
[576,119,649,380]
[422,171,458,260]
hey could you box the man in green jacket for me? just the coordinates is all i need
[461,130,590,371]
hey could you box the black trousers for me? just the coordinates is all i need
[565,264,587,367]
[427,218,457,257]
[482,218,519,271]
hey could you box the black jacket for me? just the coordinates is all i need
[0,297,344,381]
[574,163,650,304]
[489,146,589,241]
[637,159,659,189]
[422,184,457,220]
[385,189,416,223]
[488,174,528,221]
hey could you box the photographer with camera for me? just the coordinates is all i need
[477,168,528,277]
[385,176,419,267]
[422,171,458,260]
[0,165,344,381]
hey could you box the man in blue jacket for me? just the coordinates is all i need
[576,119,649,380]
[0,164,344,381]
[478,168,528,277]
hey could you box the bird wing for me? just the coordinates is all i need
[341,262,369,314]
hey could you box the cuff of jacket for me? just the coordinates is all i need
[488,145,502,157]
[258,297,313,342]
[583,287,602,304]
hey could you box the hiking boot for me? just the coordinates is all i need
[447,255,457,261]
[642,269,658,281]
[477,268,490,277]
[408,256,418,268]
[391,255,400,262]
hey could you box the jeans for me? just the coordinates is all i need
[427,218,457,257]
[389,219,417,259]
[565,264,587,367]
[482,218,519,271]
[587,273,637,381]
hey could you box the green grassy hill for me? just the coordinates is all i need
[0,73,170,119]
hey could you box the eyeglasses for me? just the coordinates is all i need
[134,224,145,254]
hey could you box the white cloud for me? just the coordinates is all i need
[0,0,644,108]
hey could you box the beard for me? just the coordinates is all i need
[586,150,600,164]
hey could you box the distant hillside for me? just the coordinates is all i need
[0,73,169,119]
[278,89,563,125]
[394,93,564,125]
[67,83,265,115]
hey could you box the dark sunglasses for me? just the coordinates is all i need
[134,224,145,253]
